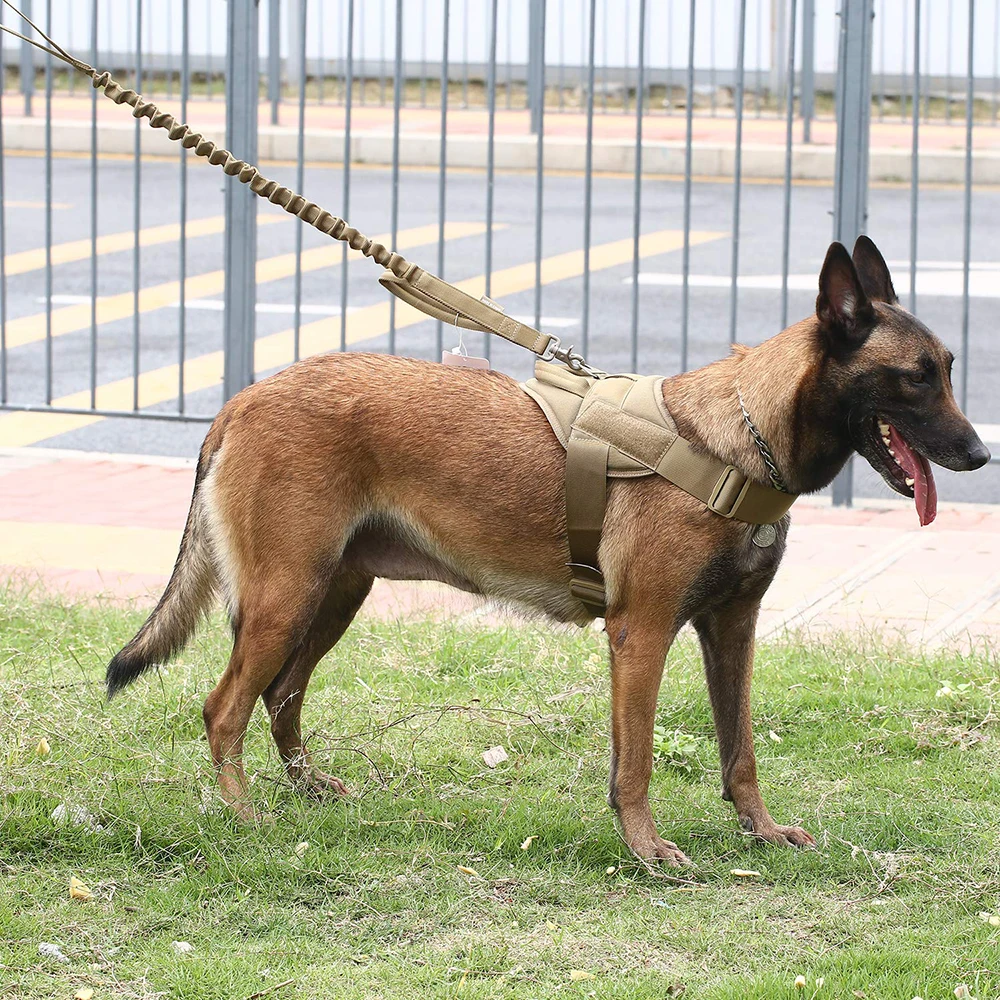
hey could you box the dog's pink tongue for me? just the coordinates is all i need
[888,425,937,526]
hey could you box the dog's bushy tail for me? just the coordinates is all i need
[106,446,219,698]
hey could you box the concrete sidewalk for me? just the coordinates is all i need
[2,445,999,653]
[6,95,1000,184]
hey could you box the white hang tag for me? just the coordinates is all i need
[442,348,490,370]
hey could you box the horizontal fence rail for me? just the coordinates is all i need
[1,0,998,510]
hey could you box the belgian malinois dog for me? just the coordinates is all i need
[108,237,988,863]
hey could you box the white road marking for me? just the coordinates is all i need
[628,270,1000,298]
[35,295,580,328]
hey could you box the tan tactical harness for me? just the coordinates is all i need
[2,3,797,617]
[521,363,796,614]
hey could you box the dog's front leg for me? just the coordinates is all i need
[605,611,689,865]
[695,598,816,849]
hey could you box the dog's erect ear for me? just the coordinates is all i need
[852,234,898,304]
[816,241,875,347]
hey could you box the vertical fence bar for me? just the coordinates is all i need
[461,0,468,107]
[358,0,365,104]
[178,0,189,412]
[505,0,512,109]
[600,0,606,112]
[623,0,630,114]
[340,0,354,353]
[558,0,564,109]
[709,0,716,115]
[666,0,674,114]
[960,0,974,410]
[388,0,403,352]
[529,0,544,133]
[900,0,907,121]
[532,0,547,331]
[318,1,326,102]
[131,0,142,408]
[680,0,695,372]
[483,0,498,359]
[909,0,920,312]
[945,0,953,123]
[206,1,212,100]
[435,0,449,356]
[728,0,747,344]
[628,0,646,373]
[420,0,427,107]
[268,0,280,125]
[19,0,32,117]
[779,0,798,330]
[89,0,98,408]
[754,0,762,116]
[379,0,387,105]
[802,0,815,142]
[831,0,874,507]
[994,0,999,124]
[293,0,307,362]
[44,0,52,403]
[223,0,259,399]
[877,0,885,119]
[581,0,596,356]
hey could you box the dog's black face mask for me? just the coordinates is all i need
[816,237,990,525]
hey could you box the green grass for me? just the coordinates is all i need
[2,586,1000,999]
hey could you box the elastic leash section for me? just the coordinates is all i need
[0,0,588,371]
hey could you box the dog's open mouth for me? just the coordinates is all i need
[869,416,938,526]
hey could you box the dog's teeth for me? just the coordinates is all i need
[888,448,895,456]
[905,477,915,486]
[882,436,891,446]
[879,421,890,436]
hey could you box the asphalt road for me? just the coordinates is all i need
[3,150,999,504]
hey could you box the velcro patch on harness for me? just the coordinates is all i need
[573,397,678,472]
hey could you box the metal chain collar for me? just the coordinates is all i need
[736,386,790,494]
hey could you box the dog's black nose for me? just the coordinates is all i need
[968,440,991,470]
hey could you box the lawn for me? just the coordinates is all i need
[2,585,999,999]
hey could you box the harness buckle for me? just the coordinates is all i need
[566,562,607,613]
[707,466,751,519]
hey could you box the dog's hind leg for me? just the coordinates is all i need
[201,568,335,821]
[694,597,816,849]
[262,568,374,797]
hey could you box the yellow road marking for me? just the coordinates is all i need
[3,220,487,350]
[4,200,73,210]
[3,214,286,278]
[0,520,177,576]
[0,227,721,448]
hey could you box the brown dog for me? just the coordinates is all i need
[108,237,988,863]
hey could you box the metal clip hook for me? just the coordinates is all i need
[540,337,605,377]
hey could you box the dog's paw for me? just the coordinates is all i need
[628,833,691,866]
[741,816,816,849]
[299,770,351,800]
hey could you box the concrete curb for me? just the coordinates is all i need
[5,116,998,184]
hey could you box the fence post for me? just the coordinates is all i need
[801,0,815,142]
[19,0,33,117]
[528,0,545,134]
[223,0,260,401]
[268,0,281,126]
[830,0,874,507]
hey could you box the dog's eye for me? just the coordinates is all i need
[907,372,926,385]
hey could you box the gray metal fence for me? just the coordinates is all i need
[1,0,998,505]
